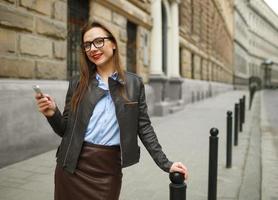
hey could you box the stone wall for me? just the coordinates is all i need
[0,79,68,168]
[179,0,234,84]
[0,0,67,79]
[181,79,234,105]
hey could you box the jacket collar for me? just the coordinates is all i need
[90,71,126,86]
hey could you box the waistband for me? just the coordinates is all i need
[83,141,120,150]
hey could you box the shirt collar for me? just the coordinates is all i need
[95,71,118,82]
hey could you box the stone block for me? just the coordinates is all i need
[36,60,66,79]
[19,34,52,57]
[0,57,35,78]
[118,42,126,57]
[54,41,66,59]
[36,18,67,39]
[54,1,67,22]
[112,12,126,28]
[120,29,127,42]
[0,4,33,31]
[0,28,16,53]
[20,0,52,16]
[90,2,112,22]
[2,0,15,3]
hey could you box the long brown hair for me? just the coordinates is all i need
[70,21,128,112]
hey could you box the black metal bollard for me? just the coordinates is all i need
[169,172,186,200]
[239,98,244,131]
[208,128,219,200]
[226,111,233,168]
[242,96,246,123]
[234,104,239,146]
[249,85,256,110]
[238,99,243,132]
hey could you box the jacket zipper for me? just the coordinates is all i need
[119,128,123,166]
[63,107,78,167]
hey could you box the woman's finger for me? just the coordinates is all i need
[174,162,187,171]
[172,165,186,173]
[39,105,51,112]
[182,166,188,174]
[173,167,185,174]
[37,97,48,104]
[38,101,51,108]
[44,94,52,100]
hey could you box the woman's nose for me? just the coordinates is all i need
[90,43,98,51]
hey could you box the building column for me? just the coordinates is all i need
[150,0,163,75]
[169,0,180,77]
[164,0,183,105]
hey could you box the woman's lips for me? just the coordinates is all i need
[92,53,103,60]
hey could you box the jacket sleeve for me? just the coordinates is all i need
[45,77,75,137]
[137,78,173,173]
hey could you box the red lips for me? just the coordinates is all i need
[92,53,103,60]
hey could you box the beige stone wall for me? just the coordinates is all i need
[0,0,67,79]
[180,48,192,79]
[179,0,234,84]
[89,0,152,83]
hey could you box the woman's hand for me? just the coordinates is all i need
[35,93,57,117]
[170,162,189,181]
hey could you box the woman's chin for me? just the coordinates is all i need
[90,58,105,67]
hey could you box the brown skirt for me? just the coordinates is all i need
[54,142,122,200]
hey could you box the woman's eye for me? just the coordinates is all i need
[84,43,90,48]
[94,39,102,44]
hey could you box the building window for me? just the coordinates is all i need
[126,21,137,73]
[191,53,195,79]
[67,0,89,79]
[190,0,194,33]
[162,1,168,75]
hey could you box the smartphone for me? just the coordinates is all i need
[32,85,44,97]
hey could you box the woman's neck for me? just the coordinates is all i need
[96,60,116,84]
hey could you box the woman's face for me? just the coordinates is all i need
[83,27,116,67]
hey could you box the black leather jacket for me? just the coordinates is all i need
[46,71,173,174]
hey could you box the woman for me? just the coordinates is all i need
[35,21,188,200]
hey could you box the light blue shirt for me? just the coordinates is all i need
[84,72,120,146]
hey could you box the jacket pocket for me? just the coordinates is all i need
[124,101,138,105]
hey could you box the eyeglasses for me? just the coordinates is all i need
[82,37,112,52]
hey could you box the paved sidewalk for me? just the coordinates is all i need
[260,90,278,200]
[0,90,255,200]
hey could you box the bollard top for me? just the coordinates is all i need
[169,172,185,184]
[210,128,219,136]
[235,103,239,107]
[227,111,232,116]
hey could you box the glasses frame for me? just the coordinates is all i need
[82,37,112,52]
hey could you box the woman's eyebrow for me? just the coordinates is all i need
[83,36,107,43]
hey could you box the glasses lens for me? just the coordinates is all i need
[93,38,104,48]
[83,43,91,51]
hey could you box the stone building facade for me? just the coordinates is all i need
[179,0,234,84]
[234,0,278,87]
